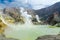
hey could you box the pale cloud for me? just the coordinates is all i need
[0,0,13,9]
[28,0,60,10]
[28,0,60,5]
[0,3,6,9]
[8,0,32,8]
[32,5,47,10]
[0,0,60,10]
[8,2,20,7]
[3,0,10,4]
[14,0,60,10]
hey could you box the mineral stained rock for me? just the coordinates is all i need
[3,7,25,24]
[36,34,60,40]
[0,34,18,40]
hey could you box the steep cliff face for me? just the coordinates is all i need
[3,7,21,19]
[35,2,60,20]
[34,2,60,25]
[3,7,25,24]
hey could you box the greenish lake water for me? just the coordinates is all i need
[4,24,60,40]
[0,7,60,40]
[1,9,60,40]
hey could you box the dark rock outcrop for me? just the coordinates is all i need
[36,34,60,40]
[0,34,18,40]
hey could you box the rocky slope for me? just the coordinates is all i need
[36,34,60,40]
[0,34,18,40]
[2,2,60,25]
[34,2,60,25]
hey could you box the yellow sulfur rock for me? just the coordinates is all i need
[0,19,7,34]
[5,17,15,23]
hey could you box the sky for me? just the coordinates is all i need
[0,0,60,10]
